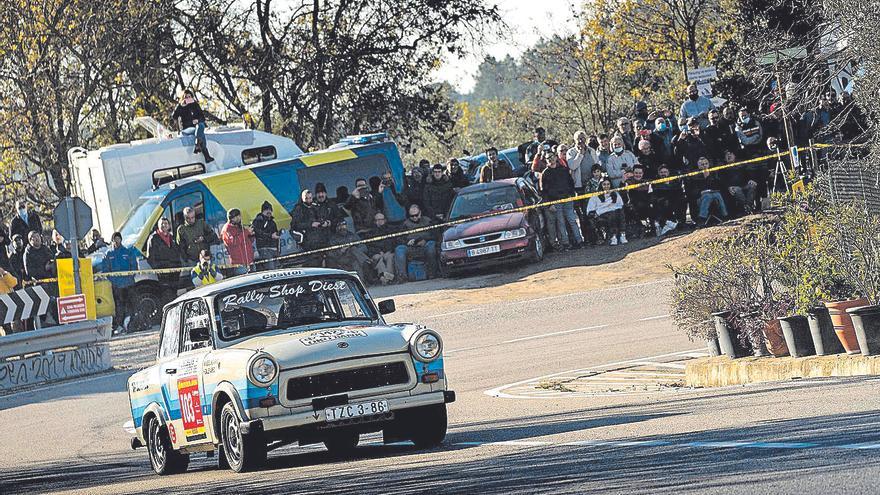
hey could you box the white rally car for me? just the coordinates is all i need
[127,268,454,474]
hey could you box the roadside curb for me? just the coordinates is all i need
[685,354,880,387]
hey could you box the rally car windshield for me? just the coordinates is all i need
[448,186,520,220]
[215,276,377,341]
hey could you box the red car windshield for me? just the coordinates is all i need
[448,186,521,220]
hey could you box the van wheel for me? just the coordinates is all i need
[220,402,266,472]
[131,287,163,331]
[147,418,189,475]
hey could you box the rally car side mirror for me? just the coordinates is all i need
[377,299,396,315]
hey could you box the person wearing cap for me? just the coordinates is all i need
[252,201,280,270]
[221,208,255,275]
[314,182,344,235]
[176,206,218,263]
[678,83,716,129]
[479,147,514,183]
[326,220,370,282]
[422,164,454,221]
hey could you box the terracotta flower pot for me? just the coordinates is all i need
[824,298,870,355]
[778,315,815,358]
[763,319,789,357]
[806,306,845,355]
[847,305,880,356]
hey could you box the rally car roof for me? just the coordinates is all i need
[170,267,355,305]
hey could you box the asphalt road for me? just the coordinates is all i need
[2,277,880,495]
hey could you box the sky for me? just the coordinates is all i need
[433,0,581,94]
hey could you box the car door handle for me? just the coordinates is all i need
[164,368,177,375]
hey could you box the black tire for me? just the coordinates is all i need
[147,417,189,475]
[529,235,545,263]
[217,445,230,470]
[323,431,360,456]
[131,286,163,331]
[220,402,267,473]
[409,404,448,449]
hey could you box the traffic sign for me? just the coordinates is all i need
[57,294,89,324]
[53,197,93,241]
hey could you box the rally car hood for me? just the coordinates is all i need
[228,324,415,368]
[443,212,526,240]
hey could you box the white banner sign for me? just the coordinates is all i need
[687,66,717,82]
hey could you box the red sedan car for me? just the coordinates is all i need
[440,178,546,276]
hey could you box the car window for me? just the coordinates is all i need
[448,186,521,220]
[242,145,277,165]
[216,276,376,341]
[181,299,212,353]
[170,191,206,233]
[159,304,182,359]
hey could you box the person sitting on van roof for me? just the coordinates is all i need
[177,207,218,263]
[221,208,255,275]
[171,89,214,163]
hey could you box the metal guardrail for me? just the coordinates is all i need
[0,317,112,360]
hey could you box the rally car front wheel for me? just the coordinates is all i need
[409,404,448,449]
[147,417,189,475]
[220,402,267,473]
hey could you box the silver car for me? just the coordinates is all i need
[127,268,454,474]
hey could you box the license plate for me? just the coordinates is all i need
[467,244,501,257]
[324,400,389,422]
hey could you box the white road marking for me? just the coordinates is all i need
[626,361,687,370]
[639,314,671,321]
[485,348,705,399]
[502,325,610,344]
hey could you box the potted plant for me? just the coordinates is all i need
[826,202,878,354]
[829,202,880,355]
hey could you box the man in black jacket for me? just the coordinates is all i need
[701,109,737,163]
[346,178,379,234]
[688,157,729,226]
[252,201,280,270]
[23,231,53,283]
[10,200,42,240]
[171,89,213,163]
[421,164,454,222]
[722,150,758,215]
[652,165,683,235]
[540,152,583,249]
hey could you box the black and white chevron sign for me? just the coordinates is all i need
[0,286,51,324]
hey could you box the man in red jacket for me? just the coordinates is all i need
[221,208,255,275]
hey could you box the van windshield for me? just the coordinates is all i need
[216,276,377,341]
[119,196,162,246]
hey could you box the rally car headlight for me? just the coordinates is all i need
[501,228,527,240]
[248,354,278,387]
[411,330,443,362]
[442,239,464,251]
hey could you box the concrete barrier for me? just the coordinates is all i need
[0,317,113,390]
[685,354,880,388]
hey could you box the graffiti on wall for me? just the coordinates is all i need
[0,344,111,389]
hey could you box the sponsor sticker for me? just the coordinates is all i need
[300,329,367,346]
[177,376,206,442]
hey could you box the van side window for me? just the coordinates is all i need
[170,192,206,233]
[152,163,205,187]
[159,305,182,359]
[181,299,212,353]
[296,154,391,197]
[242,146,277,165]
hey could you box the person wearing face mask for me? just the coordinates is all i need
[652,116,675,162]
[675,117,708,171]
[10,200,43,241]
[605,136,638,187]
[171,89,214,163]
[735,107,764,159]
[678,83,716,129]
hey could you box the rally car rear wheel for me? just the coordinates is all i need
[220,402,267,473]
[147,417,189,475]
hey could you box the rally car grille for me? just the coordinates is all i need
[286,362,410,401]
